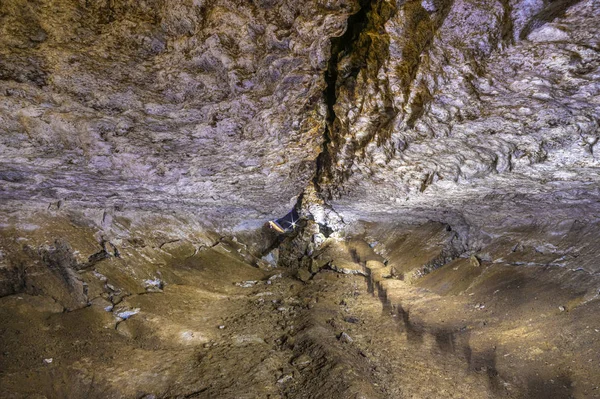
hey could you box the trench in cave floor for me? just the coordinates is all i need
[1,237,600,399]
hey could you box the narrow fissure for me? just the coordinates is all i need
[277,2,377,263]
[313,0,374,194]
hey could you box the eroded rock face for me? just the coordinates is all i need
[0,0,360,227]
[0,0,598,237]
[320,0,600,230]
[2,3,600,397]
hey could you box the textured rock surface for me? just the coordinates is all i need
[320,0,600,231]
[1,0,598,234]
[0,0,359,228]
[3,2,600,397]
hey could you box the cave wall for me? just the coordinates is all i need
[0,0,598,250]
[319,0,600,231]
[0,0,363,228]
[1,4,599,395]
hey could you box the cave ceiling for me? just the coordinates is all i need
[0,0,598,230]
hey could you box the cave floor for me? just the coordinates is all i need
[1,238,599,399]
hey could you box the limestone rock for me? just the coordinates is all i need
[365,260,385,270]
[0,0,358,227]
[318,0,600,230]
[1,0,598,237]
[338,331,353,343]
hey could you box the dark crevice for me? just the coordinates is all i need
[499,0,515,45]
[325,0,373,125]
[519,0,582,40]
[400,0,454,129]
[314,0,374,194]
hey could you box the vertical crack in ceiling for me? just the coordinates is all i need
[314,0,387,199]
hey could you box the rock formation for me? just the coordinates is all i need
[0,0,356,228]
[1,0,597,235]
[319,0,599,233]
[1,0,599,397]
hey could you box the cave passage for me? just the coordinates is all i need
[2,221,598,398]
[1,0,600,397]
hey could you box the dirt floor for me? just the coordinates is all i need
[1,228,600,398]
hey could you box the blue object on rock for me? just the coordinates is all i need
[269,208,300,233]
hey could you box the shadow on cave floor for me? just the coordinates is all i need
[1,226,599,398]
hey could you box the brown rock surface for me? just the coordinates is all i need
[1,1,600,397]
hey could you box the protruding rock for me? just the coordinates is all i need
[309,259,321,274]
[338,332,353,343]
[330,259,367,276]
[366,260,385,270]
[235,280,258,288]
[90,297,113,312]
[297,268,312,283]
[292,354,312,368]
[261,249,279,267]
